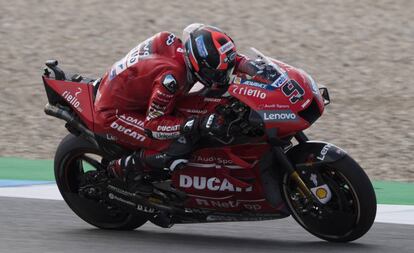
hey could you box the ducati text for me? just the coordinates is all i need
[179,175,253,192]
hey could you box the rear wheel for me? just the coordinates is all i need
[282,155,376,242]
[54,134,148,230]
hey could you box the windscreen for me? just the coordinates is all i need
[239,48,291,89]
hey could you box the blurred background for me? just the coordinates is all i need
[0,0,413,181]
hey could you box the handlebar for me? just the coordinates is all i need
[213,99,265,143]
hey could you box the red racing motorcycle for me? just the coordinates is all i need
[42,49,376,242]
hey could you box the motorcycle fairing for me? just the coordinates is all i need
[228,55,325,137]
[171,143,290,216]
[42,77,95,130]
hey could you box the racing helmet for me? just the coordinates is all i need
[183,23,237,88]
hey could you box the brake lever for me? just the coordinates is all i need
[211,135,235,145]
[205,114,240,145]
[226,115,244,137]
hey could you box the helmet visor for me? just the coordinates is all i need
[200,66,234,86]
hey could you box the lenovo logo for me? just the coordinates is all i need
[260,110,298,122]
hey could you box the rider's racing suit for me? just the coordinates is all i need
[94,31,273,174]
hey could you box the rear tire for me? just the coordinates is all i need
[54,134,148,230]
[283,155,377,242]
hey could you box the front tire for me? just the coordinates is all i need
[283,155,376,242]
[54,134,148,230]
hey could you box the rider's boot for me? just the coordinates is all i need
[107,135,194,195]
[107,153,153,195]
[141,135,195,173]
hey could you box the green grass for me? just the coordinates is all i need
[1,157,413,205]
[373,181,414,205]
[0,157,54,181]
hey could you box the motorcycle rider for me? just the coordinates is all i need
[94,23,278,193]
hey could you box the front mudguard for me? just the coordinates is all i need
[286,141,347,167]
[257,141,346,213]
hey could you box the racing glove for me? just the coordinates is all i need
[181,114,226,137]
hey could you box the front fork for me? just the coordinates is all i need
[270,130,326,204]
[272,145,314,201]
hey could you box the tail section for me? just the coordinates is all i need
[42,60,96,130]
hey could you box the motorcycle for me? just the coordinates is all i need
[41,48,376,242]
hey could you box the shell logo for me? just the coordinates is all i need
[316,188,328,199]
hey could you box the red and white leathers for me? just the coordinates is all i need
[94,32,189,151]
[94,31,261,152]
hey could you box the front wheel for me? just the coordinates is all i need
[282,155,377,242]
[54,134,148,230]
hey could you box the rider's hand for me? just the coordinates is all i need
[181,114,226,137]
[199,113,226,136]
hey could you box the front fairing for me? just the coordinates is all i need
[229,49,325,137]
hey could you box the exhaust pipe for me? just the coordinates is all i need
[44,103,99,148]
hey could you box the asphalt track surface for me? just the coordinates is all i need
[1,197,413,253]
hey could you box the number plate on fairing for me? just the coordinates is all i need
[229,61,324,136]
